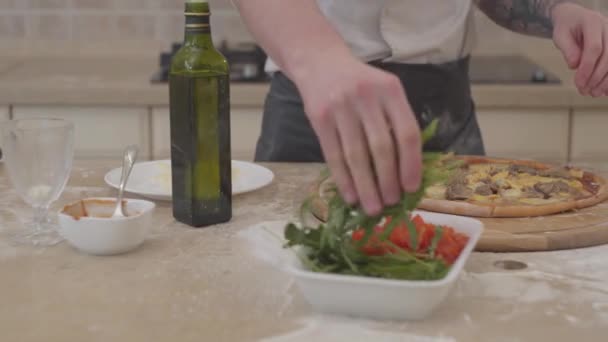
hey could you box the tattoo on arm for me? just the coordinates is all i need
[475,0,572,38]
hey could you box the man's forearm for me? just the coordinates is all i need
[475,0,572,38]
[233,0,353,83]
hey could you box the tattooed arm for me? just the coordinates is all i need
[477,0,608,97]
[475,0,571,38]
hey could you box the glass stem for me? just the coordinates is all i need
[32,205,50,233]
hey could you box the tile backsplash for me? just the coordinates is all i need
[0,0,249,43]
[0,0,606,45]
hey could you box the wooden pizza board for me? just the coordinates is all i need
[308,177,608,253]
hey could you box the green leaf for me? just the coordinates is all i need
[319,167,331,181]
[283,117,460,282]
[378,216,400,241]
[340,245,359,273]
[284,223,304,246]
[405,219,418,251]
[428,225,444,257]
[421,119,439,144]
[284,223,323,249]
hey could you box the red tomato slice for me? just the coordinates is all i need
[411,214,426,230]
[351,216,469,262]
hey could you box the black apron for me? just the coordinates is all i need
[254,57,485,162]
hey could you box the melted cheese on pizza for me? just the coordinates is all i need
[427,161,590,205]
[425,184,447,199]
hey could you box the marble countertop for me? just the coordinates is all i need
[0,39,608,108]
[1,159,608,341]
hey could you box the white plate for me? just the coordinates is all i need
[104,159,274,201]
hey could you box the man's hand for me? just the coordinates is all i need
[235,0,423,215]
[294,56,422,215]
[552,3,608,97]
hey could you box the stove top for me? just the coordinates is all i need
[469,55,560,84]
[151,41,268,84]
[151,43,561,85]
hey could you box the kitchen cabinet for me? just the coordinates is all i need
[571,110,608,162]
[152,107,263,161]
[0,106,8,153]
[476,109,569,163]
[12,106,151,159]
[0,106,8,121]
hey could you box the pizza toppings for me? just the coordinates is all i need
[448,169,468,186]
[533,181,571,199]
[582,172,600,195]
[569,168,584,179]
[445,169,473,200]
[446,183,472,200]
[474,184,493,196]
[539,168,573,180]
[508,164,539,176]
[522,187,545,199]
[420,156,606,216]
[499,188,522,199]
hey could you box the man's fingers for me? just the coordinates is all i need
[335,106,382,216]
[311,111,357,205]
[587,24,608,95]
[553,25,582,69]
[380,76,422,193]
[576,18,604,94]
[589,23,608,96]
[352,82,400,207]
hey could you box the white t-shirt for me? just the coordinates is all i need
[265,0,476,72]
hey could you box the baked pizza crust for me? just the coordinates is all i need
[418,198,493,217]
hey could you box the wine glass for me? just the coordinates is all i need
[1,118,74,246]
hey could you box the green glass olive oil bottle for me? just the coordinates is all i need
[169,0,232,227]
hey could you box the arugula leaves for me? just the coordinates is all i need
[284,119,461,281]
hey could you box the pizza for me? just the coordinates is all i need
[419,156,608,217]
[315,156,608,219]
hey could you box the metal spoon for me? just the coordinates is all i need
[112,145,139,218]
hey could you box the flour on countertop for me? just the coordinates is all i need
[235,220,294,271]
[238,220,608,337]
[238,222,454,341]
[261,315,455,342]
[0,239,18,259]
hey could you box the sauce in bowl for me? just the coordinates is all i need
[62,199,139,220]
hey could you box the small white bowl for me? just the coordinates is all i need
[284,210,484,321]
[58,197,155,256]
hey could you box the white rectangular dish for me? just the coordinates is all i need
[283,210,484,321]
[238,211,484,320]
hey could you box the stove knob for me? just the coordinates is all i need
[531,69,547,83]
[160,52,172,68]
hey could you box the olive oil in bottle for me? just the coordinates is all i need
[169,0,231,227]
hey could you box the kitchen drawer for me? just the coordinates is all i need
[152,107,262,161]
[475,109,569,163]
[13,106,150,159]
[571,110,608,162]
